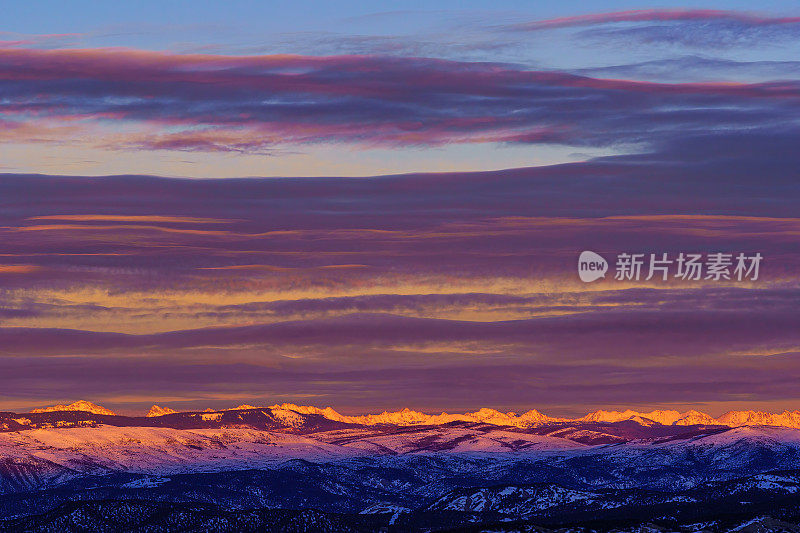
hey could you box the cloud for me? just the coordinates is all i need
[109,129,282,155]
[509,9,800,48]
[0,264,41,273]
[511,9,800,31]
[0,135,798,299]
[1,46,799,155]
[1,25,799,412]
[28,215,236,224]
[0,158,798,409]
[2,303,800,412]
[576,56,800,83]
[2,300,798,361]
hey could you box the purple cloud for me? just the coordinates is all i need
[511,9,800,48]
[0,47,799,154]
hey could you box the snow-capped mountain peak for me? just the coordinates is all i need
[717,410,800,429]
[674,410,717,426]
[580,409,642,423]
[30,400,116,416]
[519,409,557,424]
[146,405,178,417]
[580,408,717,426]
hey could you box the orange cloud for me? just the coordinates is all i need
[0,264,41,273]
[28,215,237,224]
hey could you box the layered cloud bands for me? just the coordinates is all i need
[1,11,800,414]
[0,46,799,156]
[0,143,798,413]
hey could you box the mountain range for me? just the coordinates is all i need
[3,400,800,531]
[18,399,800,429]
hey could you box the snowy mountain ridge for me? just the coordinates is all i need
[23,400,800,430]
[30,400,116,416]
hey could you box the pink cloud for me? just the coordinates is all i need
[0,47,798,154]
[511,9,800,31]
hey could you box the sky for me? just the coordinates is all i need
[1,1,799,416]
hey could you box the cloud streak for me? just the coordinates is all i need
[0,164,797,412]
[510,9,800,48]
[1,47,799,154]
[511,9,800,31]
